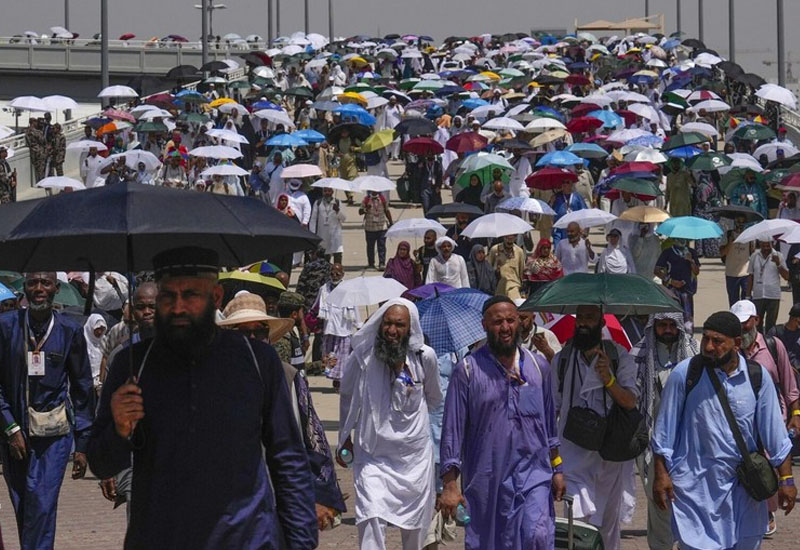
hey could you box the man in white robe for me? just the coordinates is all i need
[81,147,105,188]
[425,236,470,288]
[309,187,347,263]
[338,298,442,550]
[382,97,404,159]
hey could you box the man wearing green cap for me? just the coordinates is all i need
[275,291,309,370]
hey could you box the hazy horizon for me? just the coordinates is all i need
[1,1,797,83]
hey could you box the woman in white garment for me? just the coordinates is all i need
[83,313,107,393]
[425,236,470,288]
[596,228,636,274]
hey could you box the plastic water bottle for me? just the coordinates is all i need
[339,448,353,466]
[455,504,471,526]
[789,428,796,439]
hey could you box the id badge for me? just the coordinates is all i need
[746,194,755,203]
[27,351,45,376]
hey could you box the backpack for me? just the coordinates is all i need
[685,354,762,399]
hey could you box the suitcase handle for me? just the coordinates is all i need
[564,494,574,550]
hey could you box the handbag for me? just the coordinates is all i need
[24,317,71,439]
[599,402,648,462]
[705,363,778,501]
[562,347,608,451]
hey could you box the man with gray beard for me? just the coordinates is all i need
[338,298,442,550]
[730,299,800,536]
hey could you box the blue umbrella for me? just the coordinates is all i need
[461,98,489,111]
[664,77,693,93]
[588,110,623,129]
[628,74,655,86]
[569,62,590,70]
[416,288,490,354]
[662,38,681,50]
[333,104,376,126]
[0,282,15,302]
[266,134,308,147]
[251,100,282,111]
[536,150,583,168]
[655,216,723,240]
[292,129,326,143]
[568,142,609,159]
[666,146,703,159]
[626,134,664,148]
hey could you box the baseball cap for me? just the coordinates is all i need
[730,300,758,323]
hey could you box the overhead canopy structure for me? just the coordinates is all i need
[575,14,664,35]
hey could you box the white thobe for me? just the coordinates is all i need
[425,255,470,288]
[93,272,130,311]
[316,283,362,337]
[509,156,532,198]
[288,191,312,226]
[81,155,104,188]
[264,163,284,205]
[309,198,347,254]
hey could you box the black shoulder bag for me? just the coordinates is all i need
[562,346,607,451]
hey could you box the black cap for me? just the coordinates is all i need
[790,304,800,318]
[482,295,515,315]
[152,247,219,280]
[703,311,742,338]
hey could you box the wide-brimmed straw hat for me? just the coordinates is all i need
[217,291,294,344]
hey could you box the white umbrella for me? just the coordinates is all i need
[130,104,161,117]
[253,66,276,79]
[9,96,48,112]
[734,219,798,244]
[36,176,85,191]
[367,96,389,110]
[98,85,139,99]
[0,125,15,140]
[253,109,295,128]
[496,197,556,216]
[200,165,249,177]
[525,117,567,132]
[189,145,243,159]
[778,225,800,245]
[680,122,718,138]
[628,103,661,122]
[756,83,797,109]
[100,150,162,171]
[687,99,730,113]
[718,154,763,175]
[461,213,533,239]
[482,117,524,131]
[281,164,323,179]
[469,104,505,119]
[753,143,800,163]
[66,140,108,152]
[385,218,447,239]
[622,91,651,104]
[137,108,174,120]
[625,148,669,164]
[687,90,721,102]
[326,276,408,307]
[311,178,356,192]
[207,128,250,144]
[554,208,617,229]
[353,175,395,193]
[607,128,651,143]
[218,103,249,116]
[42,95,78,112]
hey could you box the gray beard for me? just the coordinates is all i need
[27,300,52,312]
[742,326,758,350]
[375,331,410,368]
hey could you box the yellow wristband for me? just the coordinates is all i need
[780,474,794,481]
[792,410,800,417]
[604,375,616,388]
[551,456,563,468]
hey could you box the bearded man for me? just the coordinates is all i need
[439,296,564,549]
[551,305,639,550]
[88,247,317,549]
[338,298,442,550]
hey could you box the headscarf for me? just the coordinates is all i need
[385,241,417,290]
[526,238,563,281]
[83,314,107,379]
[631,312,698,433]
[435,236,457,257]
[467,244,495,293]
[275,193,295,218]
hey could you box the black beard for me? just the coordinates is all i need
[154,299,217,356]
[573,324,603,351]
[487,325,521,357]
[702,349,736,369]
[656,332,679,345]
[375,331,410,367]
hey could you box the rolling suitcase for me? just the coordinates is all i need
[554,495,604,550]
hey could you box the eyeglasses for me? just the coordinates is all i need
[237,326,270,341]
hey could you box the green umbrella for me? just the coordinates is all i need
[178,112,211,124]
[661,92,689,108]
[686,152,732,171]
[610,178,663,196]
[413,80,444,91]
[722,168,766,197]
[661,132,710,151]
[228,80,252,90]
[0,270,23,288]
[455,153,514,187]
[284,87,314,99]
[398,78,421,90]
[361,129,396,153]
[519,273,681,315]
[733,124,776,141]
[499,68,525,78]
[134,121,169,133]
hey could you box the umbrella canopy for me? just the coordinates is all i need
[520,273,680,315]
[618,206,670,223]
[98,85,138,99]
[706,205,764,223]
[535,151,583,168]
[311,178,356,192]
[326,276,407,307]
[610,178,662,198]
[425,203,484,219]
[496,197,556,216]
[328,123,372,142]
[525,167,578,190]
[281,164,323,179]
[402,137,444,156]
[66,140,108,153]
[353,175,395,193]
[733,124,775,141]
[393,117,438,136]
[361,129,396,153]
[566,116,603,134]
[292,129,326,144]
[455,153,513,187]
[42,95,79,112]
[189,145,244,159]
[756,83,797,109]
[661,132,709,151]
[446,132,488,153]
[554,208,617,229]
[100,151,161,171]
[733,218,798,244]
[36,176,85,191]
[461,213,533,239]
[655,216,723,240]
[0,184,320,273]
[686,152,732,171]
[200,165,250,178]
[567,143,608,159]
[385,218,447,240]
[9,96,48,112]
[403,282,456,300]
[416,288,491,354]
[482,117,525,132]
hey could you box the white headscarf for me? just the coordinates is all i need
[83,314,107,379]
[350,297,424,352]
[434,235,457,255]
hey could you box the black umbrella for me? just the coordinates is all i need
[706,205,764,223]
[284,86,314,99]
[0,183,320,273]
[681,38,705,49]
[127,74,163,95]
[393,118,437,137]
[730,103,764,116]
[240,53,266,66]
[327,123,372,142]
[166,65,200,79]
[717,61,744,76]
[200,60,230,72]
[766,153,800,170]
[384,33,400,40]
[425,203,484,219]
[736,73,766,89]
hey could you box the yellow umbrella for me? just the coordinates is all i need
[209,97,237,108]
[347,56,369,68]
[502,92,526,100]
[218,270,286,292]
[626,47,643,54]
[527,81,541,88]
[361,129,396,153]
[479,71,501,81]
[633,70,660,78]
[618,206,671,224]
[549,70,570,79]
[530,129,568,147]
[337,92,368,106]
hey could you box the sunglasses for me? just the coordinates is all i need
[237,326,270,341]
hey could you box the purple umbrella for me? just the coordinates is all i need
[403,282,455,301]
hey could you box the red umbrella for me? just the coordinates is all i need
[778,173,800,190]
[566,74,591,87]
[119,33,136,40]
[610,161,659,175]
[583,134,609,143]
[402,137,444,156]
[570,103,602,117]
[545,313,631,350]
[566,116,604,134]
[446,131,488,153]
[145,93,176,109]
[525,167,577,190]
[615,110,638,128]
[103,108,135,123]
[604,189,659,201]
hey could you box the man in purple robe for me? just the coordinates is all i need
[439,296,565,549]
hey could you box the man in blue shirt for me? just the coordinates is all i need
[652,311,796,550]
[655,239,700,333]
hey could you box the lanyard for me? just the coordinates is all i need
[25,311,55,353]
[491,348,526,385]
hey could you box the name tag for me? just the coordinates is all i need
[27,351,45,376]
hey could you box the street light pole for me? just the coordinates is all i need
[777,0,785,86]
[698,0,704,43]
[676,0,681,35]
[729,0,735,62]
[101,0,109,106]
[328,0,334,41]
[65,0,70,30]
[304,0,309,34]
[267,0,273,45]
[645,0,649,18]
[201,0,209,69]
[276,0,281,38]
